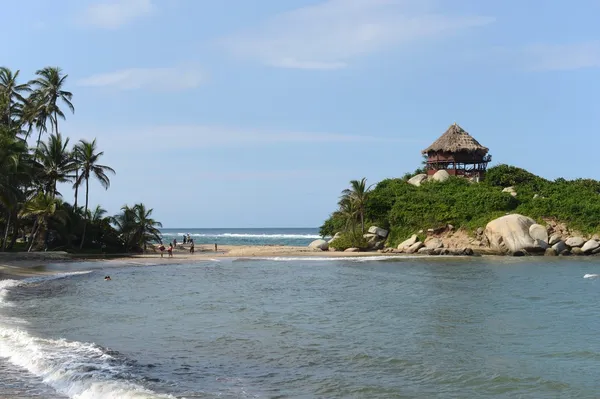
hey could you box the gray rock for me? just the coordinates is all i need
[548,234,561,246]
[544,248,557,256]
[407,174,428,187]
[309,239,329,251]
[344,248,360,252]
[431,169,450,182]
[368,226,388,238]
[406,242,425,254]
[398,234,419,250]
[582,240,600,253]
[418,247,434,255]
[552,240,567,254]
[559,249,571,256]
[592,246,600,255]
[565,237,585,248]
[529,224,549,243]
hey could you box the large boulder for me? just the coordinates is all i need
[406,242,425,254]
[368,226,388,238]
[582,240,600,253]
[425,237,444,249]
[398,234,419,250]
[484,214,544,254]
[565,237,585,248]
[529,224,549,243]
[344,248,359,252]
[431,170,450,182]
[407,174,428,187]
[309,239,329,251]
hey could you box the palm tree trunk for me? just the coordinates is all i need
[79,177,89,250]
[2,211,11,252]
[8,210,18,250]
[74,171,79,209]
[28,220,39,252]
[360,210,364,234]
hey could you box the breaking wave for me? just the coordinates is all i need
[0,273,174,399]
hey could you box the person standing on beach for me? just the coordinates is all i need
[190,239,195,254]
[214,243,218,252]
[168,244,173,257]
[159,244,165,258]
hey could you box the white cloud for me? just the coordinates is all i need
[79,0,154,29]
[524,42,600,71]
[69,124,416,152]
[222,0,493,70]
[77,66,205,91]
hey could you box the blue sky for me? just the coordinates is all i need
[3,0,600,227]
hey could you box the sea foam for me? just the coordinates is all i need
[0,273,174,399]
[584,274,599,279]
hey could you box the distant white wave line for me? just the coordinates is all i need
[584,274,599,279]
[164,233,324,239]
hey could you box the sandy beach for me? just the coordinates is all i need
[0,244,406,280]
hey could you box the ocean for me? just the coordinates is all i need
[1,256,600,398]
[159,228,323,247]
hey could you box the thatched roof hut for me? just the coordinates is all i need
[422,123,489,156]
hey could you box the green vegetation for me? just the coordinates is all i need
[0,66,162,253]
[321,164,600,247]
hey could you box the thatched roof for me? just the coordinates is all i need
[422,123,489,155]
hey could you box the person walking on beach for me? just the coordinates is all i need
[173,238,177,248]
[214,243,218,252]
[168,244,173,257]
[159,244,165,258]
[190,239,195,254]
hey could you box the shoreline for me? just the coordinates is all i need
[0,244,532,281]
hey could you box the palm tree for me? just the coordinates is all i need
[112,204,162,253]
[338,197,358,233]
[35,133,76,198]
[29,67,74,138]
[20,192,64,252]
[340,178,372,234]
[74,139,115,249]
[0,67,30,128]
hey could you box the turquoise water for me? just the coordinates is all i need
[1,256,600,398]
[160,228,323,246]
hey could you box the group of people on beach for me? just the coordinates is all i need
[157,235,220,258]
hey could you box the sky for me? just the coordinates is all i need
[3,0,600,228]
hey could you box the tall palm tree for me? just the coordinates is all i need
[35,133,76,198]
[338,197,358,233]
[74,139,115,249]
[0,67,30,128]
[29,67,73,138]
[340,178,372,234]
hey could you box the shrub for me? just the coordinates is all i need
[329,231,369,251]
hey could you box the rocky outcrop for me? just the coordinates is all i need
[484,214,546,254]
[344,248,359,252]
[407,174,428,187]
[548,234,561,246]
[431,170,450,182]
[309,239,329,251]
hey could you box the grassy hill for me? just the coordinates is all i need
[320,165,600,247]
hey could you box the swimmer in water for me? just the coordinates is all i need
[104,275,111,281]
